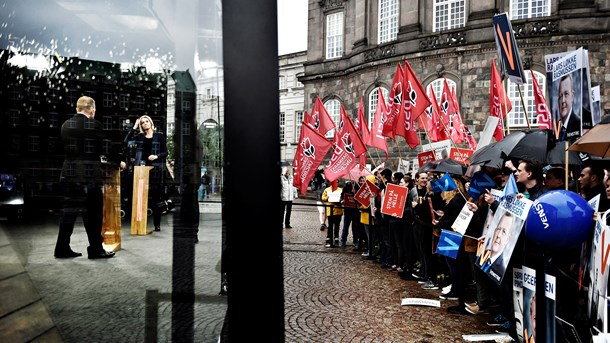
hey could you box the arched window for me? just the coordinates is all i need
[323,98,341,138]
[426,78,456,104]
[367,87,390,129]
[379,0,399,44]
[507,70,546,127]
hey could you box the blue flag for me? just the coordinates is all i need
[435,229,463,259]
[468,171,496,200]
[502,173,518,198]
[431,173,457,193]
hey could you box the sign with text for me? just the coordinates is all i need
[449,148,474,165]
[354,180,379,208]
[493,13,525,85]
[417,150,436,168]
[343,193,357,208]
[380,183,408,218]
[451,203,474,235]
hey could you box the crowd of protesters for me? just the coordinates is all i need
[296,156,610,341]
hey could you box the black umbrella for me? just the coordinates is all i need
[418,160,438,173]
[280,160,291,167]
[495,130,553,164]
[431,158,466,176]
[468,142,504,169]
[545,140,586,166]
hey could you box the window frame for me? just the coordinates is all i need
[325,11,344,60]
[323,99,341,139]
[378,0,399,44]
[433,0,466,32]
[367,87,390,130]
[507,70,546,128]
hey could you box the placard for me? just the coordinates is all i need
[380,183,408,218]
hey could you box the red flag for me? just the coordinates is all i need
[293,123,334,195]
[449,86,465,144]
[368,90,389,158]
[490,59,512,142]
[395,61,430,148]
[382,63,404,140]
[420,87,441,142]
[463,125,478,150]
[428,86,448,142]
[440,79,461,143]
[354,97,369,169]
[306,97,336,135]
[531,70,552,131]
[324,104,367,182]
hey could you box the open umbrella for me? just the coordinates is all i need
[545,140,586,166]
[418,160,438,173]
[569,117,610,158]
[468,142,504,169]
[494,129,553,164]
[430,158,466,176]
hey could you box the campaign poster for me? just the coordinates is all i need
[417,150,436,168]
[451,202,474,235]
[475,194,533,284]
[381,183,408,218]
[513,267,525,343]
[591,85,601,128]
[549,48,592,142]
[342,193,357,208]
[354,179,379,208]
[521,266,556,343]
[397,158,410,175]
[586,210,610,333]
[449,148,474,165]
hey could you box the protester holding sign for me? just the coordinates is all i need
[321,180,343,248]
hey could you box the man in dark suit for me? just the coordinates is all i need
[54,96,125,259]
[557,74,582,141]
[480,211,515,280]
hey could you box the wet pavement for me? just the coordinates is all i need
[0,197,505,342]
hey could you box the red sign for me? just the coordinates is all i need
[342,193,357,208]
[449,148,474,165]
[417,150,436,167]
[354,180,379,208]
[381,183,409,218]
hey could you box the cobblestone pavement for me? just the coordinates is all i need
[2,197,504,342]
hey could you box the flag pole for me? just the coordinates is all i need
[517,84,531,129]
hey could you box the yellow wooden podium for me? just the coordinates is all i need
[131,166,153,235]
[102,170,121,252]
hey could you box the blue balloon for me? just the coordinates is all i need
[525,190,595,249]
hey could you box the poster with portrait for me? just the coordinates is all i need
[520,266,556,343]
[548,48,592,142]
[591,85,601,128]
[475,194,533,285]
[586,210,610,333]
[513,267,525,342]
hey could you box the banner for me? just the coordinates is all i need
[381,183,408,218]
[521,266,556,343]
[587,210,610,333]
[492,13,526,85]
[475,194,533,284]
[449,148,473,165]
[417,150,436,168]
[293,123,334,195]
[354,179,379,208]
[451,202,474,235]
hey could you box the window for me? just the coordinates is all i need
[84,139,95,153]
[29,112,40,127]
[427,78,456,104]
[119,94,129,109]
[206,88,213,100]
[295,110,304,139]
[103,93,113,107]
[10,135,20,152]
[279,112,286,142]
[103,117,113,130]
[28,86,40,101]
[367,87,390,129]
[510,0,550,20]
[379,0,399,44]
[433,0,466,32]
[102,139,112,156]
[279,76,286,90]
[9,110,20,127]
[151,97,161,112]
[183,100,191,112]
[326,12,344,59]
[507,70,546,127]
[182,122,191,136]
[134,95,145,110]
[67,90,78,107]
[48,89,59,103]
[28,136,40,152]
[48,137,58,153]
[295,79,303,88]
[10,86,23,100]
[48,112,59,128]
[324,99,341,138]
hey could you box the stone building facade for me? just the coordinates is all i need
[279,51,308,161]
[300,0,610,168]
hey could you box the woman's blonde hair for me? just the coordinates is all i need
[441,175,466,204]
[138,115,156,133]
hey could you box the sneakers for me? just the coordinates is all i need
[487,314,508,327]
[421,281,439,290]
[439,291,458,300]
[361,251,369,257]
[320,224,326,231]
[324,243,335,248]
[495,320,512,334]
[441,284,452,295]
[412,272,424,280]
[447,305,470,315]
[465,303,489,315]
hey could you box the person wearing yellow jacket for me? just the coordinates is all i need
[321,179,343,247]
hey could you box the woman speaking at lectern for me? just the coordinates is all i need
[131,115,168,232]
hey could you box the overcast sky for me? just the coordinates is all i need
[277,0,308,55]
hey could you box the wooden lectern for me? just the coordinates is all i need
[102,169,122,252]
[131,165,153,235]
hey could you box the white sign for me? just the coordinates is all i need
[451,203,474,235]
[400,298,441,307]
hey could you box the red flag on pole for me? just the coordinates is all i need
[293,123,334,195]
[354,97,369,169]
[395,60,430,149]
[307,96,336,136]
[449,86,465,144]
[382,63,404,140]
[368,90,389,158]
[440,79,463,143]
[421,87,442,142]
[324,104,368,182]
[463,125,478,150]
[531,70,552,131]
[490,59,512,142]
